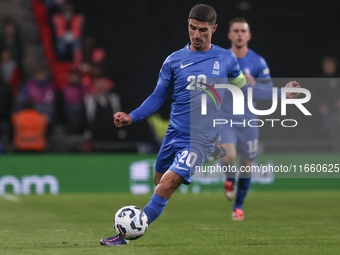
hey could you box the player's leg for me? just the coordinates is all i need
[153,125,177,186]
[154,171,164,186]
[155,170,184,199]
[232,127,258,220]
[141,127,183,224]
[232,157,252,220]
[143,136,212,225]
[220,143,237,200]
[101,170,182,246]
[142,169,183,226]
[219,125,238,200]
[101,126,177,246]
[101,127,202,246]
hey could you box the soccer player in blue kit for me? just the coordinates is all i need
[100,5,300,246]
[220,18,273,220]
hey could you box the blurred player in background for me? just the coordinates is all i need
[220,18,273,220]
[100,5,299,246]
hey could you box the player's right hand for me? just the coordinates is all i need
[285,81,300,99]
[113,112,133,127]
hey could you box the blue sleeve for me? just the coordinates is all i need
[241,83,281,101]
[129,59,173,122]
[254,57,273,89]
[227,51,243,80]
[226,51,248,89]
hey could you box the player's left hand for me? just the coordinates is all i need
[285,81,300,98]
[245,71,255,86]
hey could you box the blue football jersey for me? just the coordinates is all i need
[155,43,244,142]
[221,48,272,121]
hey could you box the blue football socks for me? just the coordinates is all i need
[233,172,252,211]
[226,167,236,183]
[143,193,168,224]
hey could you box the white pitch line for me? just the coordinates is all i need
[196,227,220,230]
[1,194,20,202]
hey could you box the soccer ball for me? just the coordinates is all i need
[114,205,148,240]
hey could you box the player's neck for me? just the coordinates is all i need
[189,43,212,52]
[231,45,248,58]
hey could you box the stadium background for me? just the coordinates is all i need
[0,2,339,254]
[0,1,339,194]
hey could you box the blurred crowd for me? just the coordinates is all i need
[0,0,135,153]
[0,0,339,153]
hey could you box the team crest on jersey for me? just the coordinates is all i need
[212,60,220,75]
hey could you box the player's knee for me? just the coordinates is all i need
[221,154,235,167]
[154,182,177,199]
[240,159,253,174]
[155,172,182,198]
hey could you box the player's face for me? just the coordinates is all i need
[188,19,217,52]
[228,22,251,48]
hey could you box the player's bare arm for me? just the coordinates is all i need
[113,112,133,127]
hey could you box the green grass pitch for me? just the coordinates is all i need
[1,191,339,255]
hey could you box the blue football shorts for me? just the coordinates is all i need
[219,124,259,161]
[155,124,215,184]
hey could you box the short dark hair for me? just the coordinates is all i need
[188,4,217,25]
[229,18,250,31]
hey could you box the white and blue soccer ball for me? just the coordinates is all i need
[114,205,148,240]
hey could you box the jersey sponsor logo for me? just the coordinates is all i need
[180,62,193,69]
[175,164,188,171]
[263,68,270,75]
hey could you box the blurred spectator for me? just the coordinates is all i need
[92,48,106,66]
[81,37,107,90]
[12,99,48,151]
[82,37,96,63]
[58,69,88,134]
[80,63,104,91]
[0,20,23,67]
[52,3,84,62]
[84,77,125,143]
[321,56,338,77]
[318,56,340,151]
[19,68,55,124]
[0,72,12,144]
[45,0,66,12]
[82,37,106,64]
[1,50,20,95]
